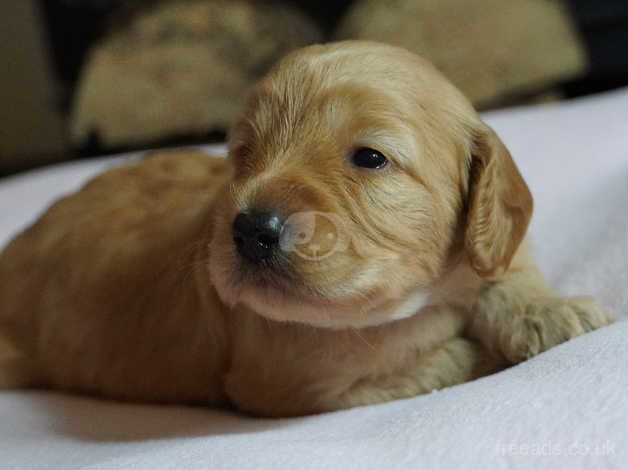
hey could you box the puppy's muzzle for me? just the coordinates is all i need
[233,211,284,264]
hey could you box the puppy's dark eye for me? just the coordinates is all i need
[351,147,388,169]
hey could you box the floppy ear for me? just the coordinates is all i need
[465,124,533,277]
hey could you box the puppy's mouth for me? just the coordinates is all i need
[209,235,318,305]
[233,254,304,295]
[210,243,404,328]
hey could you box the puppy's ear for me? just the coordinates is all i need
[464,124,533,277]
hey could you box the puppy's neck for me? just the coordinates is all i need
[317,261,481,330]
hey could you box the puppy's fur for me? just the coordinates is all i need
[0,42,612,416]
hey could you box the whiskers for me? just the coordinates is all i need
[351,328,375,351]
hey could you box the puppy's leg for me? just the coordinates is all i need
[469,267,613,364]
[324,337,500,411]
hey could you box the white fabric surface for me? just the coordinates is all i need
[1,89,628,470]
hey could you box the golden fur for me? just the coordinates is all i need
[0,41,612,416]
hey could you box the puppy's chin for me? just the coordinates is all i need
[234,285,432,329]
[208,254,332,326]
[209,243,431,329]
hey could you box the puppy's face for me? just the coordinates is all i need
[209,41,532,328]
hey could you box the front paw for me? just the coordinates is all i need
[500,296,613,364]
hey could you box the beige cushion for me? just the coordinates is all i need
[71,0,321,147]
[336,0,587,107]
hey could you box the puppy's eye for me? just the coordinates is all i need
[351,147,388,169]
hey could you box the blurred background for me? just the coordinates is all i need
[1,0,627,177]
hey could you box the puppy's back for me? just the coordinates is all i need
[0,151,231,402]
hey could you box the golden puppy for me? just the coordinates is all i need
[0,41,612,416]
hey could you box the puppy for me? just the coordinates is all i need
[0,41,612,417]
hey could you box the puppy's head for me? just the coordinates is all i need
[209,41,532,327]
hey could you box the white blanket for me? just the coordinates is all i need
[1,89,627,470]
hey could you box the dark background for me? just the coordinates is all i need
[2,0,627,177]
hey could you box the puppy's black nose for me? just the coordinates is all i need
[233,211,284,263]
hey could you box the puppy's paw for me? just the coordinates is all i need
[500,296,613,363]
